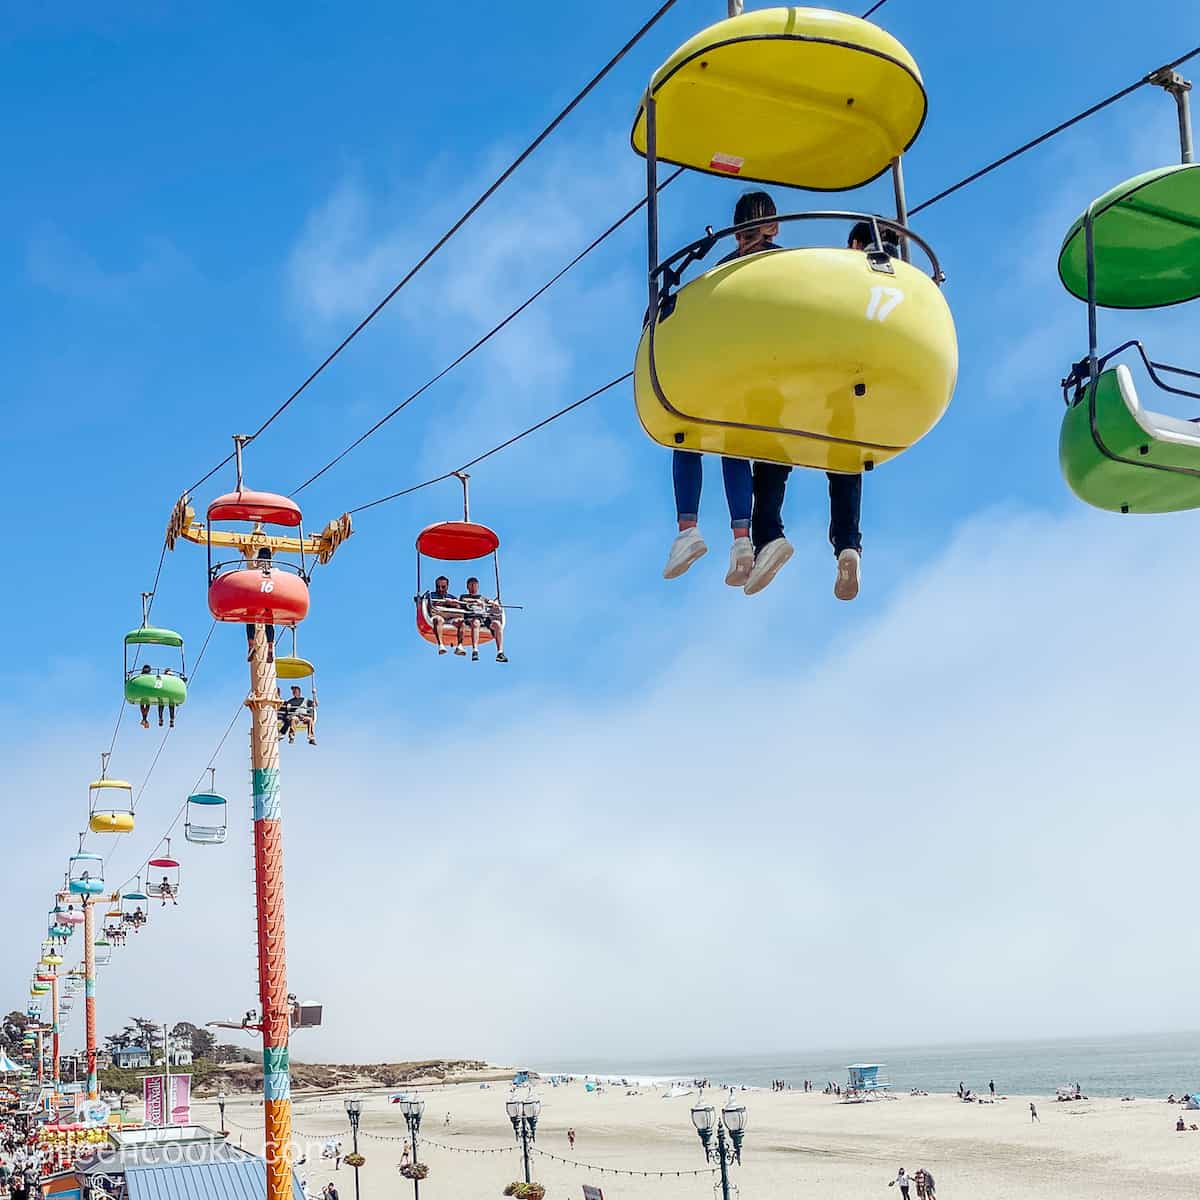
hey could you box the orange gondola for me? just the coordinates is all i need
[206,489,310,626]
[414,474,504,650]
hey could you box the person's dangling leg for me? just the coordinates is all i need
[469,618,481,662]
[245,624,256,662]
[745,462,794,595]
[264,623,275,664]
[721,457,755,587]
[664,450,708,579]
[139,704,150,729]
[157,702,165,728]
[828,473,863,601]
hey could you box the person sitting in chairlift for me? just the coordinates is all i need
[157,669,177,729]
[741,213,893,600]
[282,685,317,746]
[137,665,155,728]
[662,190,781,589]
[457,576,508,664]
[423,575,464,656]
[157,875,177,907]
[246,544,276,664]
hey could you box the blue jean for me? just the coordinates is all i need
[672,450,752,532]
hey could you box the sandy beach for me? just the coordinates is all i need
[188,1081,1200,1200]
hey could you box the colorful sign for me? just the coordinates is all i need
[170,1074,191,1124]
[143,1074,165,1125]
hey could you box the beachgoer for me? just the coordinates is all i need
[957,1082,964,1099]
[246,547,276,662]
[457,576,508,663]
[281,686,317,746]
[989,1079,995,1097]
[662,191,778,587]
[923,1168,936,1199]
[889,1167,910,1200]
[158,875,177,907]
[1177,1116,1187,1132]
[324,1182,338,1200]
[400,1140,411,1166]
[567,1128,576,1151]
[744,219,893,598]
[423,576,463,655]
[1030,1102,1039,1123]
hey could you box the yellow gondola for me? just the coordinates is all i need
[632,6,957,470]
[89,777,134,834]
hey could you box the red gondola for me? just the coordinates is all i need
[206,487,310,626]
[414,474,504,650]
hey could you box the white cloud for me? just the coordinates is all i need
[20,503,1200,1064]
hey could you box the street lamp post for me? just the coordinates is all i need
[691,1098,747,1200]
[218,1091,227,1134]
[344,1096,363,1200]
[505,1095,541,1184]
[397,1095,425,1200]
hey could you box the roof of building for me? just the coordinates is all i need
[125,1159,304,1200]
[125,1156,304,1200]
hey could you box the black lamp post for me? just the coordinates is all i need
[344,1096,363,1200]
[505,1095,541,1184]
[691,1098,747,1200]
[217,1090,226,1134]
[398,1094,425,1200]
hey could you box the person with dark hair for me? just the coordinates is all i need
[246,545,276,663]
[743,218,900,599]
[422,575,463,656]
[457,576,508,663]
[663,190,780,588]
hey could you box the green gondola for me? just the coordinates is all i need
[1057,144,1200,512]
[123,624,188,706]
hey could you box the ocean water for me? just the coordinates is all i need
[537,1031,1200,1098]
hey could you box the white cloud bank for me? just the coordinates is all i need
[16,501,1200,1066]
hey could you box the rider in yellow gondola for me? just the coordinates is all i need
[662,193,772,588]
[742,206,901,600]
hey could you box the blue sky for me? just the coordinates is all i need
[4,0,1200,1063]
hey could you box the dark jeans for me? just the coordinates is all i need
[672,450,752,532]
[246,623,276,644]
[751,463,863,556]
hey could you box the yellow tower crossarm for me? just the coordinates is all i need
[166,496,353,565]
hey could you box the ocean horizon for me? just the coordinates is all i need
[536,1029,1200,1098]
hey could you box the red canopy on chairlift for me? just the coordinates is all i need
[416,521,500,561]
[207,490,303,527]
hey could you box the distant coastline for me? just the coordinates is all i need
[534,1030,1200,1099]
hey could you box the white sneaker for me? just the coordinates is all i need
[724,537,754,586]
[743,538,794,595]
[663,528,708,579]
[834,548,861,601]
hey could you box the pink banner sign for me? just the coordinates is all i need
[143,1074,165,1126]
[170,1074,191,1125]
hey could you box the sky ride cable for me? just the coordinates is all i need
[910,44,1200,216]
[180,0,685,500]
[292,169,686,494]
[346,370,633,516]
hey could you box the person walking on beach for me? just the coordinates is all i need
[923,1168,936,1199]
[567,1128,576,1151]
[1030,1102,1040,1123]
[889,1167,911,1199]
[989,1079,995,1097]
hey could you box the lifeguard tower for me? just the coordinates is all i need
[845,1063,890,1101]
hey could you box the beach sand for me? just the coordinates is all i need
[189,1081,1200,1199]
